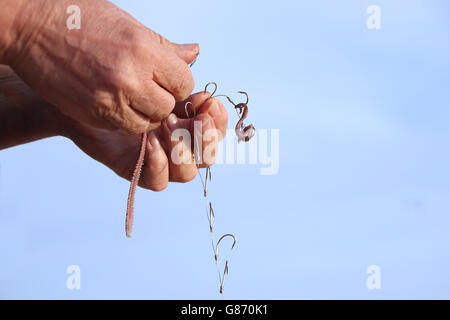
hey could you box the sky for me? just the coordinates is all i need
[1,0,450,299]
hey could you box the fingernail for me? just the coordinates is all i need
[166,113,178,131]
[180,43,199,53]
[190,55,198,68]
[149,134,160,150]
[207,100,221,118]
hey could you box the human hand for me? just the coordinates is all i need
[1,0,198,134]
[61,92,228,190]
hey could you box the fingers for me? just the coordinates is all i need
[161,113,199,182]
[140,133,169,191]
[126,42,199,132]
[139,93,228,188]
[172,91,211,118]
[160,111,220,182]
[149,30,200,65]
[153,48,195,101]
[196,97,228,142]
[130,80,175,123]
[173,93,228,142]
[173,43,199,65]
[120,29,198,132]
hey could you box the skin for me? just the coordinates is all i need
[0,0,229,189]
[0,66,228,190]
[0,0,198,134]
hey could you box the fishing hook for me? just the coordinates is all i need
[214,233,237,262]
[203,82,255,143]
[207,201,215,233]
[219,261,229,294]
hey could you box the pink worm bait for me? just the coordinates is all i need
[125,131,147,237]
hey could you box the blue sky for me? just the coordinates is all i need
[1,0,450,299]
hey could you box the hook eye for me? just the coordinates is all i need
[204,82,218,97]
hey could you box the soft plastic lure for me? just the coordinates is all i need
[125,130,147,237]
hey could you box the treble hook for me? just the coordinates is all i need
[214,233,237,262]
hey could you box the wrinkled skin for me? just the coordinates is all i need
[0,65,228,190]
[1,0,198,134]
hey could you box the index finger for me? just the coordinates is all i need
[152,47,194,101]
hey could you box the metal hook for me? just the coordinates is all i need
[186,101,201,165]
[207,201,215,233]
[215,234,235,295]
[185,101,196,118]
[204,82,218,97]
[207,166,212,181]
[204,166,212,197]
[214,233,237,262]
[219,261,229,294]
[238,91,249,105]
[194,134,202,166]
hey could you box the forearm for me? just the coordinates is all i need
[0,65,62,149]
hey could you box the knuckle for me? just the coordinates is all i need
[152,95,175,121]
[176,167,197,183]
[172,65,194,100]
[92,96,118,124]
[108,68,132,92]
[122,117,148,134]
[118,23,146,50]
[129,33,150,57]
[99,101,147,134]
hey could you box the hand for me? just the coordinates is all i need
[61,92,228,191]
[1,65,228,189]
[1,0,198,134]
